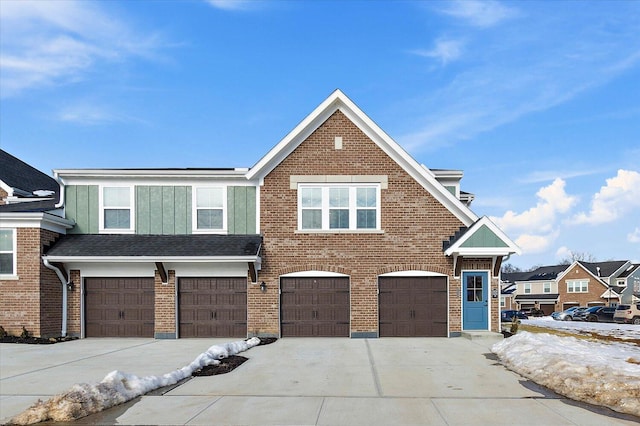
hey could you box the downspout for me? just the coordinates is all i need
[43,258,68,337]
[53,171,65,209]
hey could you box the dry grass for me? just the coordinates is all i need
[519,324,640,347]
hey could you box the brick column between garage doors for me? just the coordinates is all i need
[154,270,176,339]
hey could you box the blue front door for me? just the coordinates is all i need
[462,271,488,330]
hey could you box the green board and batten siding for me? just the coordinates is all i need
[136,186,192,235]
[460,224,508,248]
[64,185,256,235]
[65,185,99,234]
[228,186,257,234]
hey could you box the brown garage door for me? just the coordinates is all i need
[85,277,155,337]
[379,276,448,337]
[281,277,350,337]
[179,277,247,338]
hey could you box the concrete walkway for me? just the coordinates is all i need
[1,336,638,425]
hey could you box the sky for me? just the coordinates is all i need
[0,0,639,269]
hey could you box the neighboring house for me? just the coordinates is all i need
[4,90,521,339]
[506,265,568,315]
[617,263,640,304]
[505,260,633,314]
[0,150,75,337]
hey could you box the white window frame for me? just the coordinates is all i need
[297,183,381,232]
[543,282,551,293]
[192,186,227,234]
[523,283,531,294]
[567,280,588,293]
[99,186,135,233]
[0,228,17,278]
[500,296,506,308]
[617,278,626,288]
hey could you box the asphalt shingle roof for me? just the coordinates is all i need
[578,260,629,278]
[0,200,58,213]
[44,234,262,258]
[0,149,59,201]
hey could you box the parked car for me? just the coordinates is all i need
[551,306,585,321]
[501,310,528,322]
[613,304,640,325]
[581,306,616,323]
[520,307,545,317]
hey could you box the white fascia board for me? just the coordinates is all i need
[54,169,249,185]
[246,89,477,225]
[600,289,620,298]
[444,216,521,256]
[0,180,13,196]
[0,212,75,233]
[379,270,447,277]
[43,255,261,263]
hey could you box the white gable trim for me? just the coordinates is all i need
[246,89,478,226]
[556,261,609,289]
[444,216,520,257]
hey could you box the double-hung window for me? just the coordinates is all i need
[102,187,133,232]
[299,184,380,231]
[543,282,551,293]
[523,283,531,294]
[0,229,16,276]
[195,187,226,232]
[567,280,588,293]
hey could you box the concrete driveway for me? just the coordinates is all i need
[1,336,637,425]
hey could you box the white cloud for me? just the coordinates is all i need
[439,0,517,28]
[56,102,148,126]
[411,38,464,65]
[519,168,607,184]
[628,228,640,244]
[555,246,572,260]
[490,179,577,255]
[0,0,163,97]
[205,0,255,11]
[572,170,640,225]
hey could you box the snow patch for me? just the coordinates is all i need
[492,331,640,417]
[9,337,260,425]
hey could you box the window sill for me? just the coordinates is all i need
[295,229,385,234]
[0,275,19,281]
[99,229,135,234]
[192,229,228,235]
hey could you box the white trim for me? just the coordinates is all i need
[461,269,491,331]
[379,270,447,277]
[0,228,17,278]
[444,216,520,257]
[192,186,228,234]
[99,185,135,234]
[246,89,478,226]
[280,270,349,277]
[43,255,260,263]
[555,261,609,288]
[54,169,249,180]
[0,213,74,233]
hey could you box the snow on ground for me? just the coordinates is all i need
[9,337,261,425]
[492,329,640,417]
[521,316,640,340]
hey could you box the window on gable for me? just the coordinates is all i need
[298,184,380,231]
[567,280,588,293]
[0,229,15,275]
[195,187,226,231]
[103,187,132,230]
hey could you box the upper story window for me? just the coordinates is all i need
[298,184,380,231]
[0,229,16,276]
[194,187,226,232]
[617,278,626,288]
[101,186,133,232]
[543,282,551,293]
[523,283,531,294]
[567,280,588,293]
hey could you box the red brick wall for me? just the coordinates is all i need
[252,110,470,336]
[67,270,82,336]
[154,270,176,336]
[559,265,610,307]
[0,228,62,337]
[0,188,7,205]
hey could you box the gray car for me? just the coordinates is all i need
[551,306,586,321]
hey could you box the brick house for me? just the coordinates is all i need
[0,150,74,337]
[4,90,520,338]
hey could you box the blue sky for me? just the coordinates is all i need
[1,0,639,269]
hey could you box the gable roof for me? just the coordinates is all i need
[556,260,610,288]
[0,149,59,202]
[246,89,479,226]
[578,260,630,279]
[619,263,640,278]
[443,216,520,257]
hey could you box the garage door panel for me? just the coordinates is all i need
[280,277,350,337]
[179,277,247,338]
[85,278,155,337]
[379,277,448,337]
